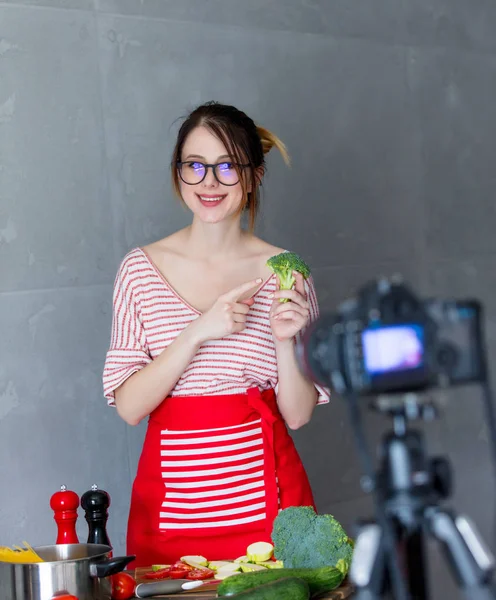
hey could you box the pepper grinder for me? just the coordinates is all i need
[50,485,80,545]
[81,484,112,548]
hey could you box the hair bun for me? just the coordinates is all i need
[256,125,290,165]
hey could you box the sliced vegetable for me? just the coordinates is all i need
[168,560,193,578]
[208,560,233,572]
[186,566,215,580]
[256,560,284,569]
[170,560,192,570]
[169,567,191,579]
[215,562,242,579]
[219,577,309,600]
[217,565,344,597]
[143,567,171,580]
[180,554,208,568]
[234,555,250,563]
[246,541,273,563]
[151,564,168,571]
[240,563,268,573]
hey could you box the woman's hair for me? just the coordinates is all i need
[171,101,290,230]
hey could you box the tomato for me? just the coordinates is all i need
[171,560,192,571]
[144,566,171,580]
[186,567,215,580]
[111,572,136,600]
[51,595,79,600]
[143,559,212,582]
[169,567,191,578]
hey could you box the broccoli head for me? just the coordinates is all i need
[271,506,354,574]
[266,252,311,303]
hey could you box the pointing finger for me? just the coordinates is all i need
[223,278,263,302]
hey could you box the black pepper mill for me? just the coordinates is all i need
[81,484,112,548]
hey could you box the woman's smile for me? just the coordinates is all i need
[196,192,227,208]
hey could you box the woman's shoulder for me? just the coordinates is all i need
[248,236,286,261]
[141,231,187,263]
[117,247,146,272]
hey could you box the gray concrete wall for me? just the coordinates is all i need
[1,1,495,596]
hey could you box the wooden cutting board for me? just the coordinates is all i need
[132,567,353,599]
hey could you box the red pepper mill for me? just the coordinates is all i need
[50,485,80,544]
[81,484,112,548]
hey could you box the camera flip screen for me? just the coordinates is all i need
[361,324,429,392]
[363,325,425,375]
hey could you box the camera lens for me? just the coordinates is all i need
[296,315,337,387]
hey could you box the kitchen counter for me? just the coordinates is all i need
[131,568,354,599]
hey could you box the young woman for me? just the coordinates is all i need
[103,101,330,567]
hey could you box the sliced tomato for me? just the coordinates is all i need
[171,560,192,571]
[186,567,215,580]
[169,567,191,579]
[143,567,171,580]
[51,595,79,600]
[111,572,136,600]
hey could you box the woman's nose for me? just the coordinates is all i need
[202,165,218,187]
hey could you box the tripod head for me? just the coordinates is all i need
[370,393,440,434]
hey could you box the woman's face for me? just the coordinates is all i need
[178,126,247,225]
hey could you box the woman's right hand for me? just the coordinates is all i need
[189,278,262,344]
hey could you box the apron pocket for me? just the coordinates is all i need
[158,419,268,538]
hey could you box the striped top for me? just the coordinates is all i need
[103,247,330,405]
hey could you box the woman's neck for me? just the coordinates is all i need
[184,217,249,261]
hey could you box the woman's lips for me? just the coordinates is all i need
[196,193,227,208]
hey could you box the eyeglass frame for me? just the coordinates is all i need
[176,160,251,186]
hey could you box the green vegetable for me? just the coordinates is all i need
[218,576,310,599]
[217,566,343,597]
[266,252,311,302]
[271,506,354,574]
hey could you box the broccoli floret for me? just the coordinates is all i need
[271,506,354,574]
[266,252,311,303]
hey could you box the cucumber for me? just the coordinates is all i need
[217,565,344,597]
[224,577,309,600]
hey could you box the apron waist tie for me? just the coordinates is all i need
[246,387,280,535]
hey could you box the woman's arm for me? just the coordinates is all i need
[112,278,261,425]
[270,271,327,429]
[114,324,203,426]
[274,338,318,429]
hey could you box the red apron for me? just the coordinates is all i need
[127,387,315,567]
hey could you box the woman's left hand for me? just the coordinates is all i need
[270,272,310,343]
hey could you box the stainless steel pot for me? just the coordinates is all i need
[0,543,135,600]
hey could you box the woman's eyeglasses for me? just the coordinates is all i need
[177,161,250,186]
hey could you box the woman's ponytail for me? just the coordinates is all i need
[256,126,291,166]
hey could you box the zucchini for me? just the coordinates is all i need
[224,577,309,600]
[217,565,344,597]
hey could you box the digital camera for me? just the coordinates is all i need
[298,277,486,396]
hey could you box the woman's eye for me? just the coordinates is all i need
[188,162,204,170]
[218,162,234,171]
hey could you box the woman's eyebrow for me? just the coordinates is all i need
[183,154,232,161]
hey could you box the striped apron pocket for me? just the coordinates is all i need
[159,418,268,536]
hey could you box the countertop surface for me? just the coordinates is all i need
[131,567,354,599]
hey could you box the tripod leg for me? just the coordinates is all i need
[428,508,496,600]
[396,526,429,599]
[349,523,387,600]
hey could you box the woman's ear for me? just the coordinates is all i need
[246,166,264,193]
[254,166,265,187]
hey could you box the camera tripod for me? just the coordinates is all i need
[349,394,496,600]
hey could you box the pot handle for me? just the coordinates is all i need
[90,555,136,578]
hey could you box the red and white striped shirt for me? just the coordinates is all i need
[103,248,330,405]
